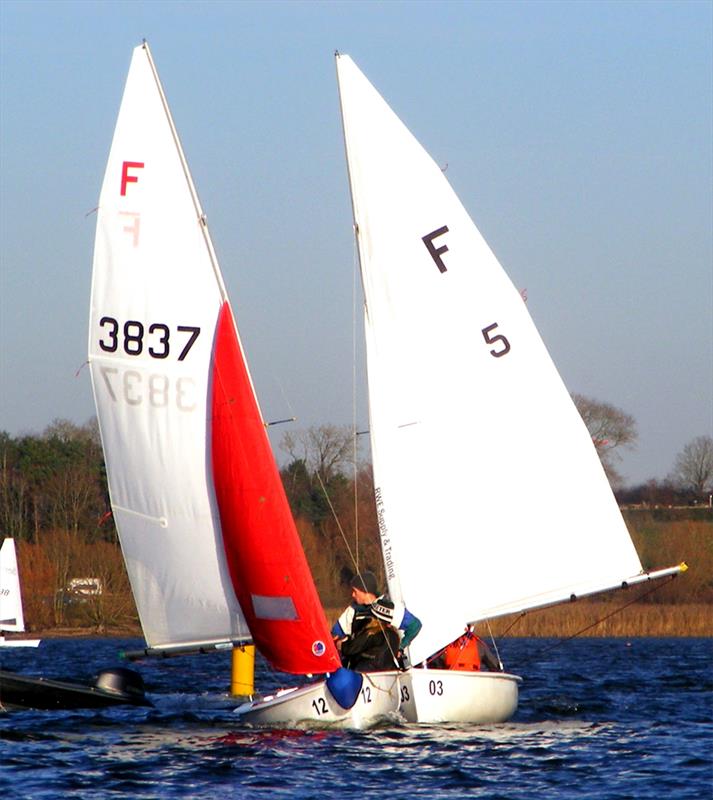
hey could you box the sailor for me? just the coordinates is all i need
[331,570,422,666]
[432,627,501,672]
[340,598,401,672]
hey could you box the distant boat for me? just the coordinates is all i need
[0,538,40,648]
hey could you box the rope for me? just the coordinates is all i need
[315,470,359,572]
[498,612,528,638]
[513,574,678,667]
[485,619,504,671]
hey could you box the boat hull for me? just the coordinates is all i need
[403,669,520,723]
[0,668,152,711]
[236,669,520,727]
[0,637,41,648]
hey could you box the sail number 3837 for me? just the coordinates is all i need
[98,316,200,361]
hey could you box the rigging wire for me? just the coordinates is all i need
[485,619,504,671]
[315,470,359,575]
[508,574,679,669]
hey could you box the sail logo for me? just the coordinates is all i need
[312,640,326,657]
[374,487,395,581]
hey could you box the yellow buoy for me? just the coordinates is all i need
[231,644,255,697]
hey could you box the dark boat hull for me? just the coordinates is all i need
[0,667,152,710]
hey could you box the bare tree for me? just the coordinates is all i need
[672,435,713,497]
[281,425,359,483]
[572,393,637,486]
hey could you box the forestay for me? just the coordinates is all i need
[336,54,645,667]
[88,43,248,650]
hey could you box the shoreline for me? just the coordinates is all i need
[15,602,713,640]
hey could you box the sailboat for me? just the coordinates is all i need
[88,42,354,700]
[91,44,682,728]
[235,54,685,725]
[0,538,40,648]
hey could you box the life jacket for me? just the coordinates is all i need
[341,618,400,672]
[443,634,482,671]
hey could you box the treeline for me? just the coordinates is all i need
[0,420,112,545]
[1,421,711,634]
[616,482,712,509]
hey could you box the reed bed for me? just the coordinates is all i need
[478,602,713,638]
[325,603,712,639]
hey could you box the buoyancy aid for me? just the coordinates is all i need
[341,618,400,672]
[443,634,482,671]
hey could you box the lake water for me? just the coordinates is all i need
[1,637,711,799]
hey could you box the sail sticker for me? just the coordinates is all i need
[422,225,450,273]
[120,161,144,195]
[312,640,326,657]
[252,595,298,621]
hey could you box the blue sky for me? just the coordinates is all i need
[1,0,711,486]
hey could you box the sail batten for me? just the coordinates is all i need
[336,54,653,666]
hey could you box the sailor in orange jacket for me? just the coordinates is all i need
[442,629,501,672]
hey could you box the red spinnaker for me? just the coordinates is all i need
[210,302,341,674]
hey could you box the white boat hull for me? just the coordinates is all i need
[236,669,521,727]
[0,636,41,648]
[403,669,521,723]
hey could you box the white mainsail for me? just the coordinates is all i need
[337,54,654,667]
[0,538,25,633]
[88,43,249,650]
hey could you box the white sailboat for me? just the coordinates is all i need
[236,53,684,726]
[89,43,342,680]
[91,44,683,728]
[0,538,40,648]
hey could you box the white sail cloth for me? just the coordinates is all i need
[336,54,643,666]
[0,538,25,632]
[89,44,248,649]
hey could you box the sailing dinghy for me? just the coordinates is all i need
[90,44,683,728]
[236,53,684,726]
[88,43,350,697]
[0,538,40,648]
